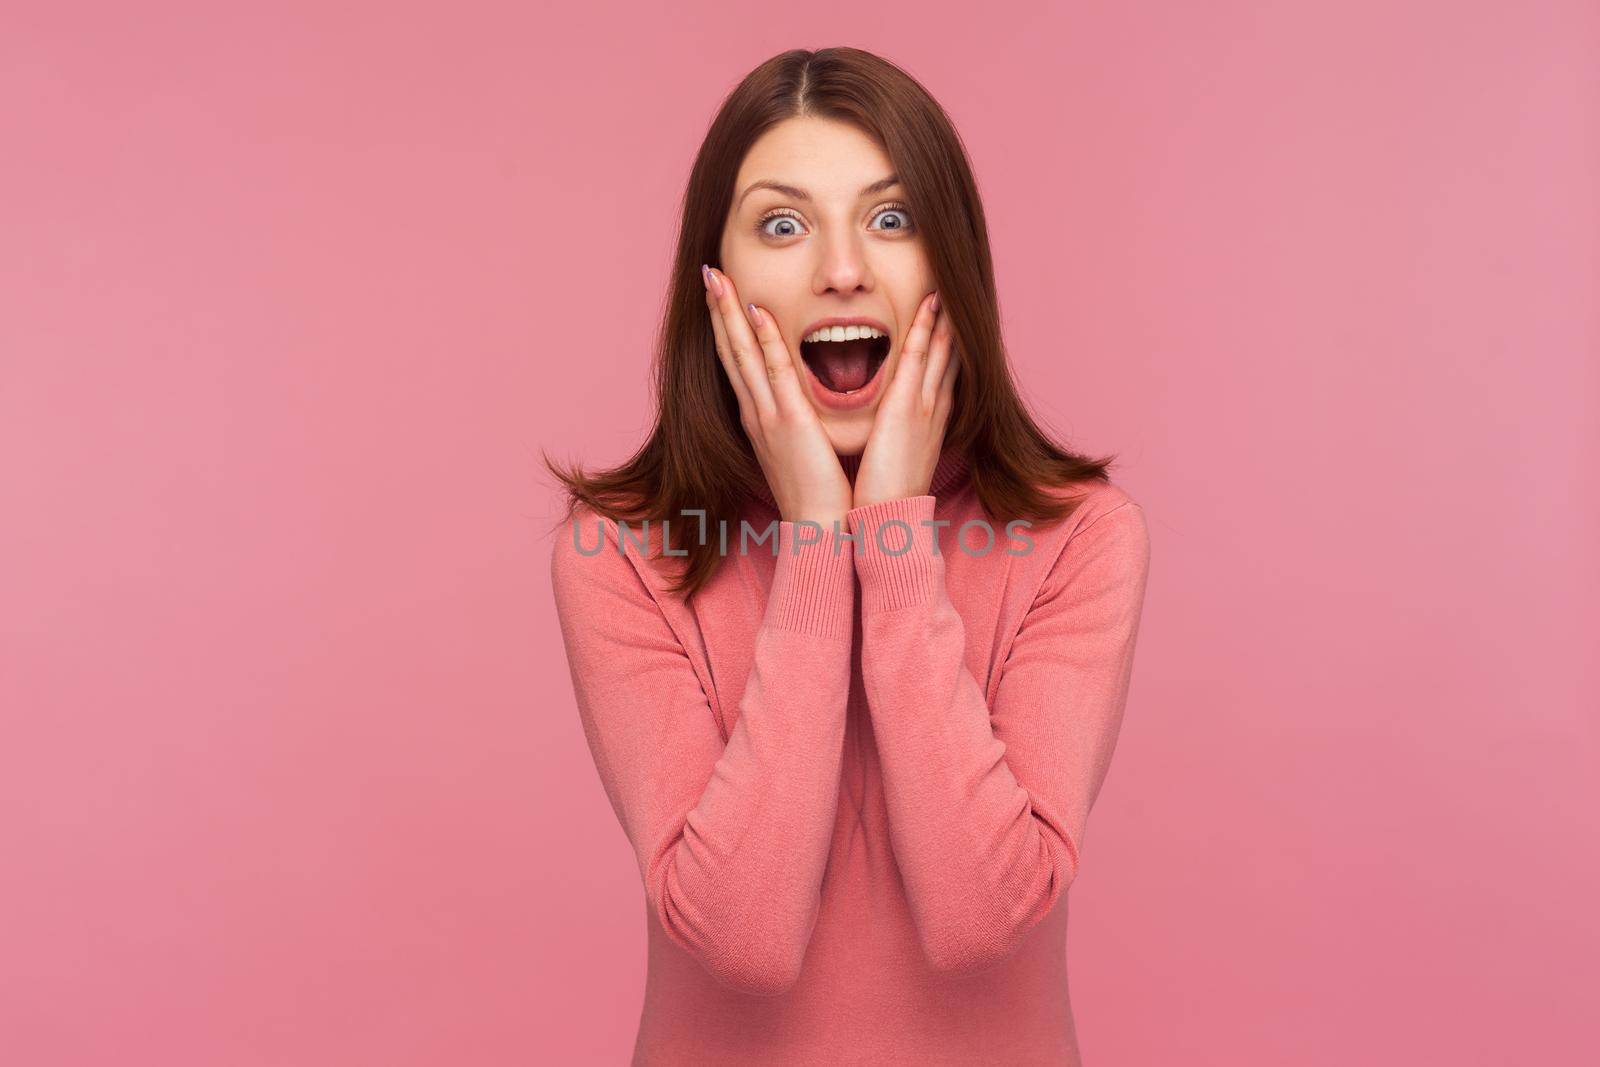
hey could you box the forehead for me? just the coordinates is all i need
[734,117,892,195]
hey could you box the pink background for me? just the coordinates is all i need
[3,3,1595,1064]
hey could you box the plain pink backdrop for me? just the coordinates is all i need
[2,3,1595,1064]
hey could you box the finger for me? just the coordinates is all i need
[935,341,959,424]
[890,290,939,405]
[743,300,813,419]
[704,272,757,421]
[708,268,778,423]
[922,298,953,410]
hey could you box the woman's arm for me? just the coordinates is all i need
[845,493,1151,977]
[550,512,855,996]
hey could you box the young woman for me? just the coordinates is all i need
[547,46,1151,1066]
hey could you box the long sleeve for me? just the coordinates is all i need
[550,511,856,996]
[844,493,1151,977]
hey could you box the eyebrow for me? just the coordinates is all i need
[735,174,902,210]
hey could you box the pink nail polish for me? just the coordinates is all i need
[930,292,941,314]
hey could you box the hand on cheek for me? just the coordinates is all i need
[701,265,853,529]
[852,291,959,510]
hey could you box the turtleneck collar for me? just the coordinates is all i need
[749,447,971,513]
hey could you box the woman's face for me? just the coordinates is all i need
[718,116,934,457]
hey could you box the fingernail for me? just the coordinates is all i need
[929,292,940,314]
[746,303,762,326]
[700,264,713,292]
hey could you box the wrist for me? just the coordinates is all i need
[766,520,857,638]
[844,495,943,613]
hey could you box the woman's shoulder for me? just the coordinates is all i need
[1054,479,1150,585]
[549,502,655,597]
[550,498,707,604]
[1032,476,1146,540]
[1012,477,1150,588]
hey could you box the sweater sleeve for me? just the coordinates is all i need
[549,511,856,996]
[844,493,1151,977]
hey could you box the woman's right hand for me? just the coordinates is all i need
[702,264,852,532]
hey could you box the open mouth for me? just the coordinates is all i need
[799,334,890,394]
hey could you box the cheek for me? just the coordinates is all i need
[881,249,935,300]
[722,258,796,307]
[885,289,935,339]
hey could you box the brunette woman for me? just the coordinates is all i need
[548,46,1151,1066]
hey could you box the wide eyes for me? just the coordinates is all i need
[756,203,914,239]
[872,206,912,232]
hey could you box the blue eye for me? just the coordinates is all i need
[871,204,914,232]
[757,210,806,238]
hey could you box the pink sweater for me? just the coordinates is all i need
[550,449,1151,1065]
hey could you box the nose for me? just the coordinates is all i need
[813,232,872,295]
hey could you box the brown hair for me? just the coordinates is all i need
[543,46,1117,598]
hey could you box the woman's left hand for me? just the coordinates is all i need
[852,290,959,509]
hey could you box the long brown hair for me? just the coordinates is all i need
[543,46,1117,599]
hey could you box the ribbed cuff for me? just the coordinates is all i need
[762,520,856,639]
[846,495,943,614]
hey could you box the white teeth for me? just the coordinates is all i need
[803,324,886,344]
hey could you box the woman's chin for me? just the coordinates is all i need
[820,419,872,458]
